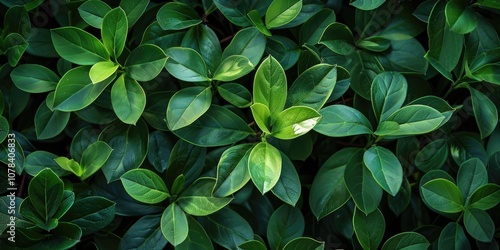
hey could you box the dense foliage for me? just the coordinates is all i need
[1,0,500,249]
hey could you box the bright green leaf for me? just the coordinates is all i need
[166,86,212,130]
[80,141,113,180]
[272,106,321,139]
[265,0,302,29]
[248,142,282,194]
[111,74,146,125]
[120,169,169,204]
[314,105,373,137]
[157,2,201,30]
[89,61,119,84]
[51,27,109,65]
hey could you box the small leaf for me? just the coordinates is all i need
[217,83,252,108]
[213,144,253,197]
[61,196,116,236]
[120,169,170,204]
[314,105,373,137]
[34,100,70,140]
[468,184,500,210]
[421,178,464,213]
[164,47,210,82]
[265,0,302,29]
[157,2,201,30]
[177,216,214,250]
[357,36,391,52]
[248,142,282,194]
[166,86,212,130]
[370,71,407,122]
[445,0,478,34]
[177,178,233,216]
[363,146,403,196]
[120,214,168,250]
[438,222,471,250]
[351,0,386,10]
[78,0,112,29]
[248,9,272,37]
[254,55,287,123]
[457,158,487,200]
[251,103,272,134]
[271,152,301,206]
[28,168,64,227]
[89,61,119,84]
[272,106,321,139]
[119,0,149,27]
[384,105,445,136]
[198,208,254,249]
[222,27,266,67]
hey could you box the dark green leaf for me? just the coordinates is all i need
[177,216,214,250]
[469,87,498,139]
[166,86,212,130]
[464,208,495,242]
[271,152,301,206]
[314,105,373,137]
[457,158,487,200]
[217,83,252,108]
[371,71,407,122]
[383,105,445,136]
[28,168,64,228]
[181,25,222,73]
[421,178,464,213]
[111,74,146,125]
[78,0,112,29]
[164,47,210,82]
[272,106,321,139]
[353,207,385,250]
[177,178,233,216]
[10,64,59,93]
[157,2,201,30]
[120,0,149,27]
[267,205,304,250]
[120,214,167,250]
[34,101,70,140]
[445,0,477,34]
[4,33,28,67]
[387,177,411,216]
[351,0,386,10]
[282,237,324,250]
[319,23,356,55]
[381,232,430,250]
[51,27,109,65]
[363,146,403,196]
[222,27,266,66]
[166,139,206,189]
[299,9,336,45]
[415,139,449,172]
[468,184,500,210]
[125,44,167,81]
[79,141,113,180]
[377,38,428,75]
[61,196,115,236]
[239,240,267,250]
[357,36,391,52]
[350,51,384,100]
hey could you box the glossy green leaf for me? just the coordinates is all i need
[177,216,214,250]
[248,9,272,37]
[28,168,64,229]
[120,214,167,250]
[164,47,210,82]
[357,37,391,53]
[239,240,267,250]
[166,86,212,130]
[265,0,302,29]
[102,7,128,59]
[213,55,254,82]
[171,105,255,147]
[363,146,403,196]
[374,121,400,136]
[165,139,206,189]
[177,178,233,216]
[469,87,498,139]
[157,2,201,30]
[282,237,324,250]
[381,232,430,250]
[457,158,487,200]
[472,63,500,85]
[181,25,222,73]
[421,178,464,213]
[351,0,386,10]
[425,0,463,80]
[89,61,119,84]
[249,142,282,194]
[51,27,109,65]
[213,144,253,197]
[286,64,337,111]
[267,205,304,250]
[25,151,67,178]
[439,223,471,250]
[217,83,252,108]
[198,207,254,249]
[222,27,266,67]
[120,169,169,204]
[99,120,149,182]
[80,141,113,180]
[161,203,188,246]
[10,64,59,93]
[468,184,500,210]
[271,152,301,206]
[350,51,384,100]
[4,33,29,67]
[251,103,272,134]
[273,106,321,139]
[300,9,336,45]
[445,0,477,34]
[353,208,385,250]
[53,66,115,112]
[371,71,407,122]
[415,139,449,172]
[125,44,167,81]
[61,196,115,236]
[464,208,494,242]
[319,23,356,55]
[212,0,252,27]
[111,74,146,125]
[34,100,70,140]
[310,148,359,220]
[345,151,383,214]
[119,0,149,27]
[54,156,82,177]
[253,55,287,122]
[0,116,9,144]
[78,0,112,29]
[314,105,373,137]
[266,35,300,70]
[383,105,445,136]
[377,38,428,75]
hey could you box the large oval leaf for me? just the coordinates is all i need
[463,208,495,242]
[120,169,169,204]
[125,44,167,81]
[111,74,146,125]
[248,142,282,194]
[213,144,254,197]
[102,7,128,59]
[11,64,59,93]
[353,207,385,250]
[253,55,287,122]
[34,100,70,140]
[61,196,116,236]
[51,27,109,65]
[120,214,168,250]
[267,205,305,250]
[384,105,445,136]
[157,2,201,30]
[161,203,188,246]
[222,27,266,66]
[363,146,403,196]
[166,86,212,131]
[370,71,407,122]
[438,222,471,250]
[421,178,464,213]
[165,47,210,82]
[314,105,373,137]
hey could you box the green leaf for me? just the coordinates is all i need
[222,27,266,67]
[111,74,146,125]
[468,184,500,210]
[10,64,59,93]
[351,0,386,10]
[28,168,64,228]
[51,27,109,65]
[383,105,445,136]
[381,232,430,250]
[286,64,337,111]
[267,205,305,250]
[271,152,301,206]
[266,35,300,70]
[265,0,302,29]
[415,139,449,172]
[424,0,463,80]
[53,190,74,220]
[4,33,28,67]
[54,156,82,177]
[248,9,272,37]
[345,151,383,214]
[212,0,252,27]
[439,222,471,249]
[120,214,168,250]
[166,86,212,130]
[177,216,214,250]
[319,23,356,55]
[472,63,500,85]
[370,71,407,122]
[299,9,336,45]
[34,100,70,140]
[249,142,282,194]
[2,5,30,38]
[217,83,252,108]
[181,25,222,73]
[363,146,403,196]
[99,120,149,182]
[469,87,498,139]
[177,178,233,216]
[19,197,50,230]
[449,133,488,166]
[387,177,412,216]
[374,121,400,136]
[282,237,324,250]
[80,141,113,180]
[213,144,253,197]
[157,2,201,30]
[34,222,82,249]
[89,61,119,84]
[147,131,174,173]
[102,7,128,59]
[78,0,112,29]
[164,47,210,82]
[0,116,9,144]
[125,44,167,81]
[421,178,464,213]
[314,105,373,137]
[463,208,495,242]
[165,139,206,189]
[119,0,149,27]
[53,66,115,112]
[457,158,487,200]
[310,148,359,220]
[120,169,169,204]
[61,196,115,236]
[445,0,477,34]
[272,106,321,139]
[350,51,384,100]
[213,55,254,82]
[171,105,255,147]
[161,203,189,246]
[353,208,385,250]
[251,103,272,134]
[239,240,267,250]
[198,207,254,249]
[377,38,429,75]
[253,55,287,123]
